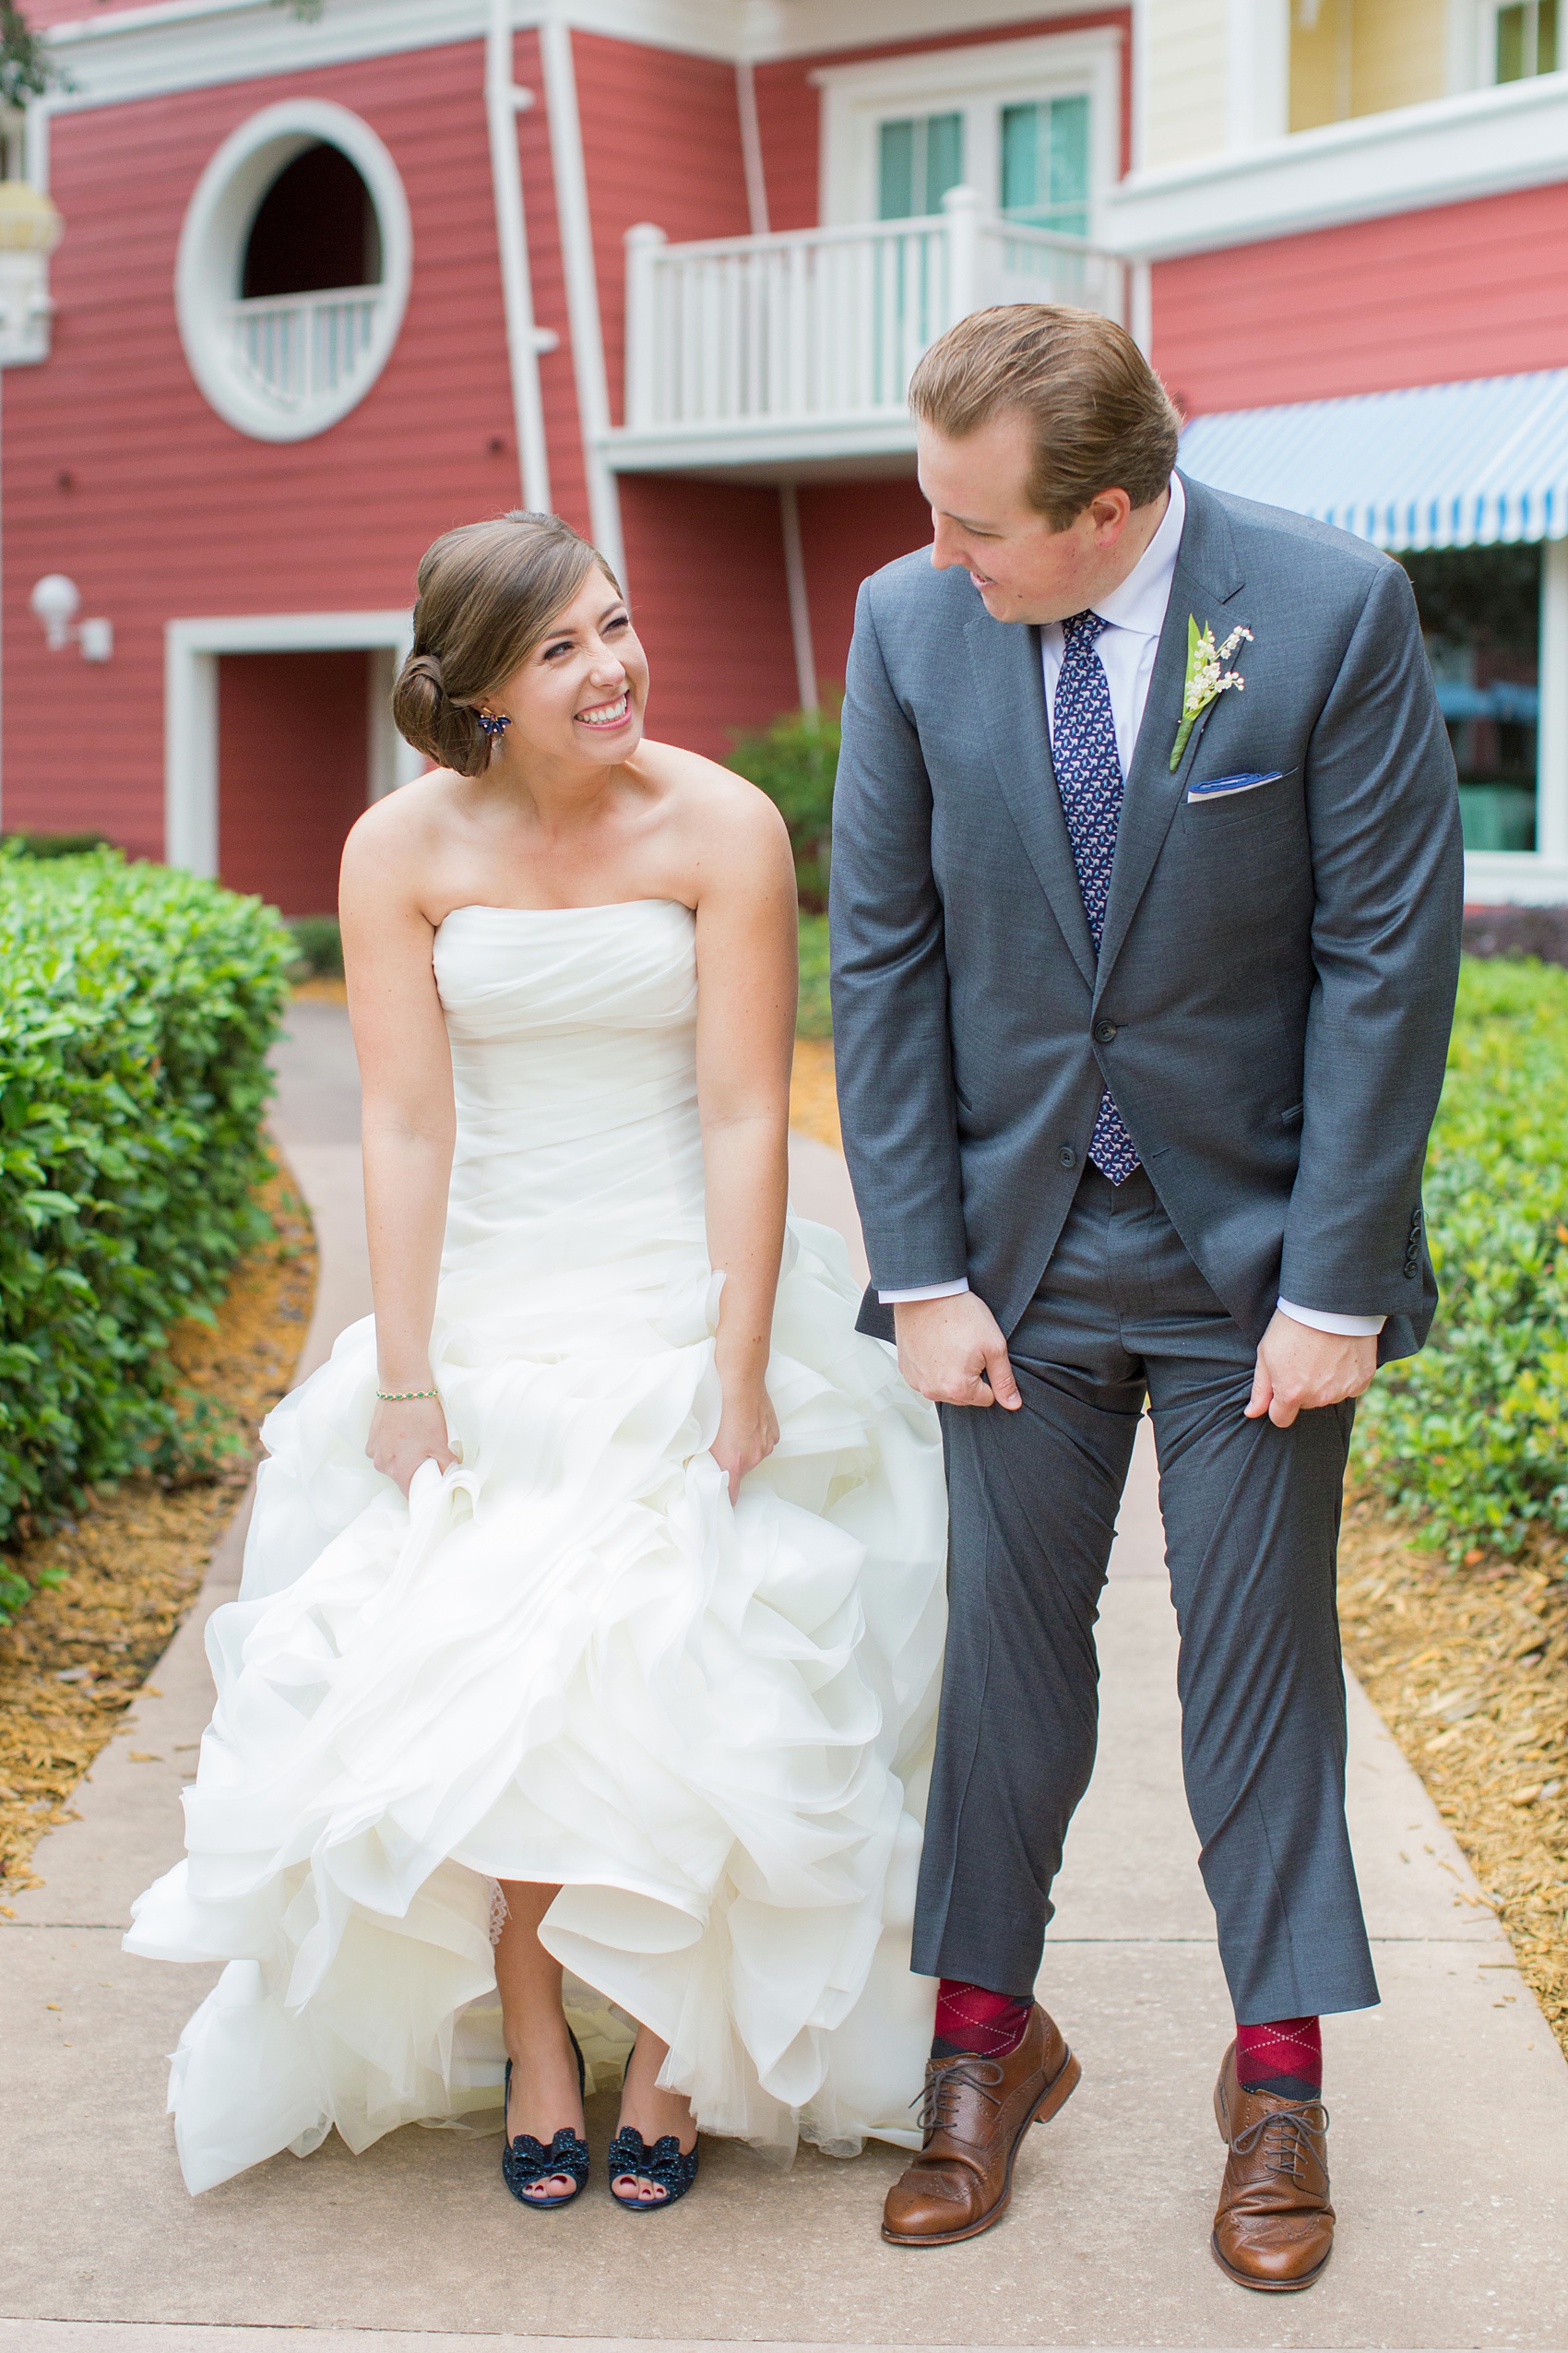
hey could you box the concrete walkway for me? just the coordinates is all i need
[4,1002,1567,2349]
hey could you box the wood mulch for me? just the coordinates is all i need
[790,1035,841,1151]
[1338,1501,1568,2056]
[0,1162,315,1906]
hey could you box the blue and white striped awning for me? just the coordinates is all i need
[1178,369,1568,552]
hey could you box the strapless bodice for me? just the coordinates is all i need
[432,902,707,1330]
[434,899,698,1141]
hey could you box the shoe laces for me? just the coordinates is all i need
[1231,2099,1329,2183]
[912,2052,1006,2137]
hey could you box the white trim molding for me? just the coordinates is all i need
[175,98,412,442]
[40,0,1125,113]
[164,607,419,875]
[1105,65,1568,261]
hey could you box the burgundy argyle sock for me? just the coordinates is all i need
[1235,2014,1322,2102]
[932,1978,1034,2060]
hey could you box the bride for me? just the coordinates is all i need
[126,510,948,2208]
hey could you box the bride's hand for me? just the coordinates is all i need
[366,1395,457,1497]
[711,1376,779,1505]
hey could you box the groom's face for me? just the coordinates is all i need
[918,410,1143,625]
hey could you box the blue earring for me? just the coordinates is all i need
[477,707,511,741]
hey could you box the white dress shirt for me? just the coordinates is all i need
[879,473,1384,1340]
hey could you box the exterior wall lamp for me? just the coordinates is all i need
[30,574,113,661]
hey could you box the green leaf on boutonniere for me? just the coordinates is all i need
[1170,613,1254,772]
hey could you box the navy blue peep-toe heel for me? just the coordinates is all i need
[501,2026,590,2210]
[608,2044,699,2212]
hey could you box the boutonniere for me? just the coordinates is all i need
[1170,616,1253,771]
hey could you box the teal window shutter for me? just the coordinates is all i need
[878,112,965,219]
[1001,94,1090,235]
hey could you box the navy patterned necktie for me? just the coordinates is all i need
[1051,611,1141,1185]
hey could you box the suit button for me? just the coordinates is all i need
[1094,1019,1118,1044]
[1059,1144,1076,1170]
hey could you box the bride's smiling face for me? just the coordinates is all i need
[493,571,648,767]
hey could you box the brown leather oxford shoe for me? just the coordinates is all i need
[1211,2039,1335,2292]
[881,2002,1080,2247]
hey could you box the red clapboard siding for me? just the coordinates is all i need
[752,12,1133,235]
[1154,181,1568,418]
[4,40,569,857]
[571,32,751,431]
[619,475,800,762]
[217,649,370,916]
[798,481,933,698]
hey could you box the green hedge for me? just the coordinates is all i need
[731,702,839,914]
[0,850,291,1613]
[1356,957,1568,1559]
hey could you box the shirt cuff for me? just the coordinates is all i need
[879,1278,971,1305]
[1277,1298,1386,1338]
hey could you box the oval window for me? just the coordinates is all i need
[176,100,411,443]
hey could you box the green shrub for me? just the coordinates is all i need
[286,912,343,979]
[1356,957,1568,1558]
[730,700,839,912]
[0,849,291,1612]
[2,831,113,860]
[798,913,831,1039]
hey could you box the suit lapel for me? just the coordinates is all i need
[965,607,1098,989]
[1094,476,1246,999]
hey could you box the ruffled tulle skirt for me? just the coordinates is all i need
[126,1218,948,2193]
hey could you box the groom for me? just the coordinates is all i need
[829,305,1462,2288]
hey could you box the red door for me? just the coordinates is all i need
[217,648,370,916]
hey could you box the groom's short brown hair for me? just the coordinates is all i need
[909,304,1182,530]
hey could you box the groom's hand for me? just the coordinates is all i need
[894,1293,1023,1411]
[1246,1310,1377,1429]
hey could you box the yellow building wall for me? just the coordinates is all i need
[1289,0,1450,133]
[1142,0,1230,168]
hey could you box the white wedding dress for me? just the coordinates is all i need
[126,900,948,2195]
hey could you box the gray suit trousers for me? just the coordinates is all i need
[911,1164,1380,2024]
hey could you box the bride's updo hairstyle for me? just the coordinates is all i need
[392,510,622,778]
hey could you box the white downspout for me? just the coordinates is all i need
[739,59,814,711]
[538,11,625,585]
[778,482,817,716]
[736,60,770,237]
[486,0,552,513]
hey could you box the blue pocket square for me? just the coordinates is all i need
[1187,769,1285,802]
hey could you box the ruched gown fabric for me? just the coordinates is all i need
[126,901,949,2195]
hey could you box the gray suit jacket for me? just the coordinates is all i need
[828,471,1464,1360]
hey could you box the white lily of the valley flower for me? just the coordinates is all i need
[1170,617,1254,771]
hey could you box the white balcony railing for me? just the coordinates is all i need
[226,286,385,420]
[621,187,1124,458]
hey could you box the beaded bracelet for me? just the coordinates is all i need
[375,1386,439,1402]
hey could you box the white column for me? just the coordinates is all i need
[1226,0,1290,149]
[540,14,625,586]
[943,184,980,326]
[736,60,770,238]
[1535,536,1568,868]
[778,483,817,716]
[624,222,665,434]
[486,0,552,514]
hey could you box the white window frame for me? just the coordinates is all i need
[175,99,411,445]
[814,30,1123,235]
[1466,0,1563,84]
[164,610,423,879]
